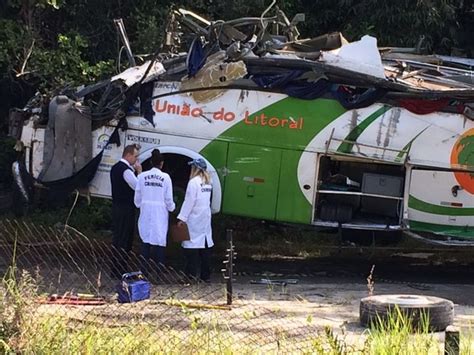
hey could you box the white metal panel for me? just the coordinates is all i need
[89,127,215,199]
[149,82,285,140]
[409,169,474,227]
[297,151,317,204]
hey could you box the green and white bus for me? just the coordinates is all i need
[18,79,473,238]
[14,9,474,239]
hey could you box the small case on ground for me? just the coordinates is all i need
[117,271,151,303]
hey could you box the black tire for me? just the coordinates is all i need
[360,294,454,332]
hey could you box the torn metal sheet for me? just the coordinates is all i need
[181,52,248,103]
[436,55,474,68]
[285,32,348,52]
[39,96,92,182]
[112,60,165,86]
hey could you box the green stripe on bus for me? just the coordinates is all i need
[409,195,474,216]
[337,105,391,154]
[395,126,429,162]
[202,97,346,224]
[410,220,474,238]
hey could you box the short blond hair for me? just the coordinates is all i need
[122,144,140,157]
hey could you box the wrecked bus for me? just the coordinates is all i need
[9,7,474,238]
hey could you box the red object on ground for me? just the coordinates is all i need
[38,294,106,305]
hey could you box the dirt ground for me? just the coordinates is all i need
[226,276,474,350]
[31,277,474,352]
[232,275,474,329]
[10,255,474,353]
[5,221,474,351]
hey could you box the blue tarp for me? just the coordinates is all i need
[331,86,387,109]
[187,37,206,77]
[252,70,331,100]
[252,70,386,108]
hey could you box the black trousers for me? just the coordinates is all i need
[111,204,136,278]
[184,245,212,282]
[140,243,166,277]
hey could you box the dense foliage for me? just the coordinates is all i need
[0,0,472,129]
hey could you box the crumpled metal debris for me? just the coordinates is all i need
[112,60,166,87]
[167,7,473,97]
[181,51,248,103]
[463,104,474,120]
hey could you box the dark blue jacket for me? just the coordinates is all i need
[110,161,134,207]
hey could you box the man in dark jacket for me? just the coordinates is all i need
[110,144,142,278]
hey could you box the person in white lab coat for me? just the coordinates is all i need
[134,149,175,271]
[177,158,213,282]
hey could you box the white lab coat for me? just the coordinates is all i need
[178,176,213,249]
[134,167,175,247]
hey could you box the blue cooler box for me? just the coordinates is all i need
[117,271,151,303]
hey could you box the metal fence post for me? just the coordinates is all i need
[222,229,236,305]
[445,325,460,355]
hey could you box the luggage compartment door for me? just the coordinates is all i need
[408,169,474,236]
[276,150,316,224]
[223,143,281,220]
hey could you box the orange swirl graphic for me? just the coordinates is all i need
[450,128,474,195]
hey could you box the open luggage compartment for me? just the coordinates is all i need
[313,155,406,230]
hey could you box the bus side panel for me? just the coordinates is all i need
[408,169,474,237]
[200,140,228,191]
[276,150,315,224]
[223,143,282,220]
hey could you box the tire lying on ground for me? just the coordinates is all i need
[360,294,454,332]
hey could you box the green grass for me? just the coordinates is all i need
[7,312,463,355]
[1,196,113,238]
[364,306,437,355]
[1,194,336,257]
[2,267,472,354]
[13,316,258,355]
